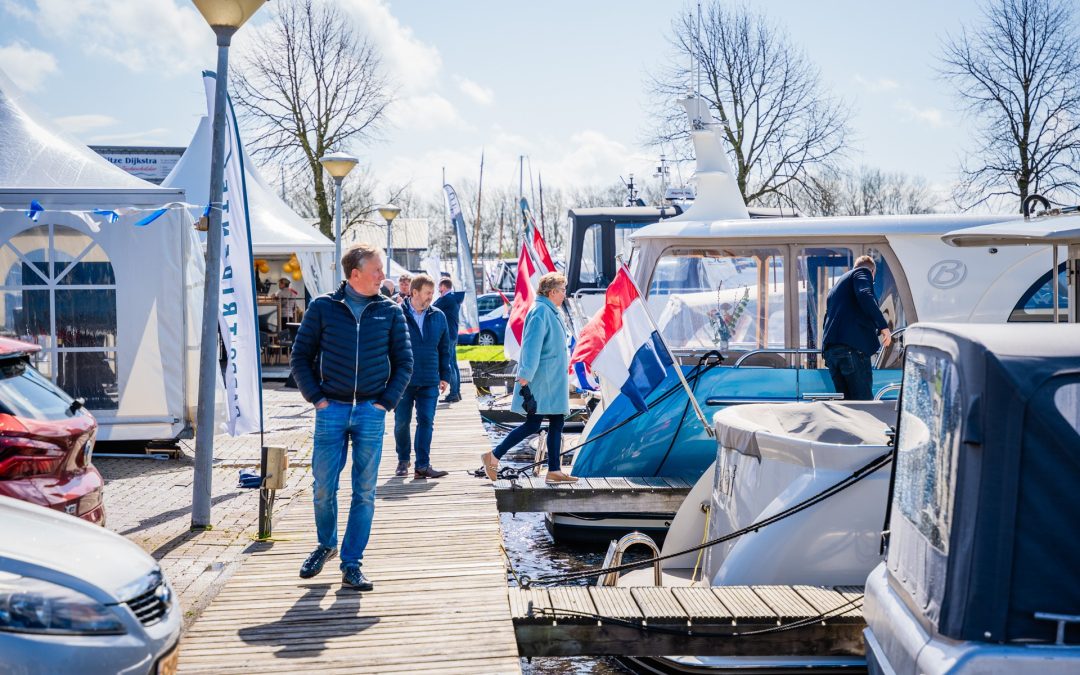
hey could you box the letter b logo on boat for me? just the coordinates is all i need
[928,260,967,289]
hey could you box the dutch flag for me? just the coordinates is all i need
[569,267,673,412]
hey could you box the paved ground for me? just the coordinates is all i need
[96,382,316,628]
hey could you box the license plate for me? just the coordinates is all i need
[157,644,179,675]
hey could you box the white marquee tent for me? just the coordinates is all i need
[0,70,203,442]
[164,117,336,297]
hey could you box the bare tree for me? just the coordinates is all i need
[789,166,939,217]
[650,2,851,206]
[940,0,1080,210]
[232,0,392,238]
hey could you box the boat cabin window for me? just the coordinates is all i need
[579,223,603,285]
[895,348,962,553]
[1008,264,1069,322]
[648,247,786,352]
[613,222,640,266]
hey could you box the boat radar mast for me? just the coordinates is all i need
[667,96,750,222]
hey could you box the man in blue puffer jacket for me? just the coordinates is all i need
[290,243,413,591]
[394,274,452,479]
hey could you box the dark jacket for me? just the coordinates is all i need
[822,267,889,355]
[433,291,463,342]
[402,303,452,387]
[290,282,413,409]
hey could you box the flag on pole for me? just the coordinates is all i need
[504,199,557,361]
[443,184,479,339]
[203,71,262,436]
[569,266,673,412]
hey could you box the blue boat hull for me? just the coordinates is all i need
[572,365,901,482]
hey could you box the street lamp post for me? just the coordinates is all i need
[319,153,359,286]
[378,204,401,270]
[190,0,266,530]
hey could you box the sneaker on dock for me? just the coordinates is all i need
[414,466,449,479]
[341,566,374,591]
[298,546,337,579]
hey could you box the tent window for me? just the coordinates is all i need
[0,224,118,410]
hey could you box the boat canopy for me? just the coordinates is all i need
[890,322,1080,645]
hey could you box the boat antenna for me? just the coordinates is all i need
[620,174,639,207]
[696,1,702,99]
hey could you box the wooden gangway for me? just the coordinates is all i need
[177,382,521,674]
[510,585,865,658]
[493,475,691,513]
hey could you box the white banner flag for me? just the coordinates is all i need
[203,71,262,436]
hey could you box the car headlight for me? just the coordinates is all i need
[0,571,126,635]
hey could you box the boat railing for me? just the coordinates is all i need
[597,531,661,587]
[732,348,821,368]
[874,383,902,400]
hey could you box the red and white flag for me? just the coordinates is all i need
[504,206,556,361]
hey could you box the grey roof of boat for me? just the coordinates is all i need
[907,322,1080,361]
[629,212,1024,241]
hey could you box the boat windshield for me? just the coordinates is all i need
[647,247,786,352]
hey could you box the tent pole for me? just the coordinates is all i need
[193,27,236,530]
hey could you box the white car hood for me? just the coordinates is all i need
[0,496,156,601]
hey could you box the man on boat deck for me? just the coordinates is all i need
[821,255,892,401]
[290,243,413,591]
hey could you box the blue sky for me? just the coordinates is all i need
[0,0,985,202]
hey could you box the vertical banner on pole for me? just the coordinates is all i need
[443,184,479,339]
[203,71,262,436]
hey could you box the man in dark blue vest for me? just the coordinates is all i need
[395,274,452,478]
[821,255,893,400]
[433,277,463,403]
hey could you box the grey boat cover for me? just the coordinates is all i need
[714,400,897,460]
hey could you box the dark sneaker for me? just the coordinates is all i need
[299,546,337,579]
[441,395,461,404]
[394,461,410,477]
[414,466,449,479]
[341,566,373,591]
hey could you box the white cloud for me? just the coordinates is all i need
[89,127,170,144]
[54,113,117,134]
[391,94,466,133]
[1,0,34,20]
[456,76,494,105]
[29,0,214,75]
[854,74,900,93]
[0,42,58,91]
[338,0,442,94]
[896,100,948,128]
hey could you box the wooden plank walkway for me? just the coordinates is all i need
[510,585,865,657]
[177,382,521,674]
[493,475,691,513]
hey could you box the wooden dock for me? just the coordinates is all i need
[177,383,521,674]
[510,585,865,658]
[493,475,692,513]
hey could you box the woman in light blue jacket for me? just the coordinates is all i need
[482,273,577,483]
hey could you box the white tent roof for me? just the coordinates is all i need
[0,69,160,191]
[164,116,333,254]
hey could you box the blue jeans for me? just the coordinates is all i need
[447,338,460,397]
[823,344,873,401]
[491,413,565,472]
[394,384,439,469]
[312,400,386,569]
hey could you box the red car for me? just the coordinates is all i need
[0,337,104,525]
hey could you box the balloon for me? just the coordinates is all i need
[259,263,270,273]
[292,270,302,280]
[282,262,292,272]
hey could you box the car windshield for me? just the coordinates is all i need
[0,358,75,421]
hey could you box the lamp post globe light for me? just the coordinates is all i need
[378,204,401,270]
[191,0,267,530]
[319,152,359,286]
